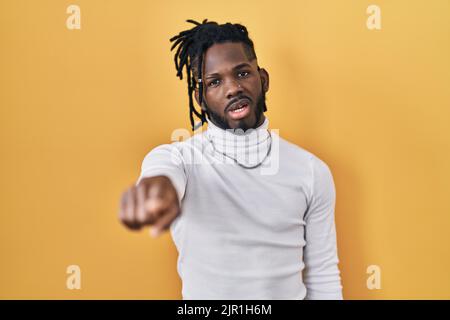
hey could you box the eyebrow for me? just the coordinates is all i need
[205,63,252,79]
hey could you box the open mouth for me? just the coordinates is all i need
[228,98,251,120]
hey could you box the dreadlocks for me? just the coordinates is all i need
[170,19,262,131]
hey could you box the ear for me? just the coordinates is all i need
[258,67,270,93]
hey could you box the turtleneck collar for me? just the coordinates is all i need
[206,116,270,148]
[204,117,272,167]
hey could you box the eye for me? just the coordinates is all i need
[238,71,250,78]
[208,79,220,87]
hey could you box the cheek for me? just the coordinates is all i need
[248,78,263,98]
[205,91,225,114]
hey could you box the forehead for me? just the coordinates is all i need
[203,42,255,75]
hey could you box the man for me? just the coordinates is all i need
[119,19,343,300]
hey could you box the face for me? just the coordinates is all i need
[194,42,270,131]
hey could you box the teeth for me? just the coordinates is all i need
[231,105,247,113]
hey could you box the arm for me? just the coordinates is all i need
[302,155,343,300]
[136,143,187,206]
[118,143,187,236]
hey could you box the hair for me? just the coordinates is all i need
[169,19,262,131]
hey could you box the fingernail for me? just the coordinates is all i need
[150,227,160,238]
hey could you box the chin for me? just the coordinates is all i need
[232,119,255,131]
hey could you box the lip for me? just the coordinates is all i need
[228,97,251,112]
[227,98,251,120]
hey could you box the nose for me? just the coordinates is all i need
[225,79,243,99]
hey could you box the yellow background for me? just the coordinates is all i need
[1,0,449,299]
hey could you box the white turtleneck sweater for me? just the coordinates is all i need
[136,117,343,300]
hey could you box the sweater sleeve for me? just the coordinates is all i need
[135,143,187,206]
[302,155,343,300]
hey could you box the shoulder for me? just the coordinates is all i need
[277,134,334,191]
[277,135,329,170]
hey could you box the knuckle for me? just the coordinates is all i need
[148,208,163,221]
[136,213,147,225]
